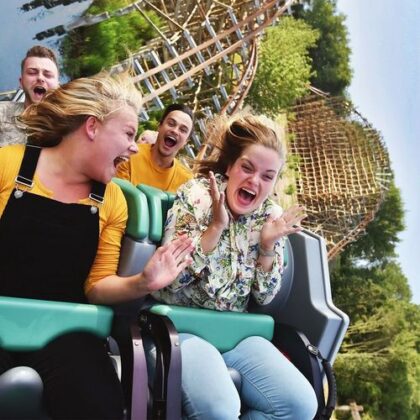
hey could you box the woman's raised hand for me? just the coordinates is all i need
[209,171,229,230]
[142,235,194,292]
[260,204,307,251]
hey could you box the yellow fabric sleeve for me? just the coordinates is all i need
[84,181,127,293]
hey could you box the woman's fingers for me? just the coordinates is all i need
[266,205,307,237]
[164,235,194,262]
[219,191,225,207]
[281,205,306,225]
[176,256,193,271]
[209,171,220,202]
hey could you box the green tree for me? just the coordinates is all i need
[296,0,352,95]
[330,183,420,418]
[331,262,412,323]
[246,17,319,116]
[61,0,161,78]
[343,183,405,264]
[335,300,420,419]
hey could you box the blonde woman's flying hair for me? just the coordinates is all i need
[19,71,143,147]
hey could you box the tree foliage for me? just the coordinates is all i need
[334,300,420,419]
[330,184,420,418]
[60,0,161,78]
[246,17,319,116]
[295,0,352,95]
[343,183,405,263]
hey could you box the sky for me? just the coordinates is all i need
[336,0,420,304]
[0,0,419,303]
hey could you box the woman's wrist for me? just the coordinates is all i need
[201,222,224,254]
[209,220,226,234]
[258,243,275,257]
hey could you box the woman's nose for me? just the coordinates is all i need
[129,142,139,154]
[249,173,259,185]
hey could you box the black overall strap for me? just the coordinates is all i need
[15,145,41,188]
[90,181,106,204]
[16,145,106,203]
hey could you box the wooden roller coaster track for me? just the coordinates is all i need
[288,94,392,259]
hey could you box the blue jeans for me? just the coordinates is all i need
[146,333,318,419]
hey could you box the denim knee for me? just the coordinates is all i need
[180,333,241,420]
[275,385,318,420]
[224,335,318,420]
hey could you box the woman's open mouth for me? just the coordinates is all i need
[237,188,256,205]
[114,156,129,168]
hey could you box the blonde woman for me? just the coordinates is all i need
[0,73,193,419]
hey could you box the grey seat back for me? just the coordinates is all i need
[253,230,349,364]
[113,179,157,316]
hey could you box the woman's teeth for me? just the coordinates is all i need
[238,188,256,202]
[114,156,129,166]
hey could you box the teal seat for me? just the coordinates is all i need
[0,297,113,417]
[112,178,149,240]
[137,184,175,243]
[0,296,112,351]
[113,178,156,278]
[150,304,274,353]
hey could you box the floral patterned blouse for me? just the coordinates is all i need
[152,174,285,312]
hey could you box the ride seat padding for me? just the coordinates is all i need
[0,296,113,351]
[149,304,274,353]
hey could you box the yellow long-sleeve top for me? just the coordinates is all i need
[0,144,128,294]
[116,143,193,193]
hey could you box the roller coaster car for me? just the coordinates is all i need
[116,180,349,420]
[0,178,349,420]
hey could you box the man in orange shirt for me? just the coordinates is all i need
[116,104,194,193]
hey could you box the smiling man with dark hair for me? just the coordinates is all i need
[0,45,60,147]
[116,103,194,193]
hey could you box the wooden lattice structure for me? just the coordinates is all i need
[107,0,295,150]
[287,94,392,259]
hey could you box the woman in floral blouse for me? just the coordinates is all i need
[152,113,317,419]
